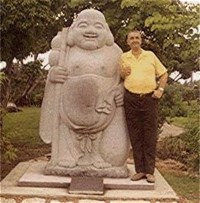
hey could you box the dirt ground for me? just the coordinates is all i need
[1,143,188,181]
[1,144,51,180]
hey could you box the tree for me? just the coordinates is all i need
[0,0,59,72]
[57,0,199,80]
[160,83,187,119]
[1,60,48,106]
[119,0,199,79]
[1,0,199,107]
[1,0,199,78]
[0,0,61,106]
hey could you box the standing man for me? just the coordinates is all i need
[119,30,168,183]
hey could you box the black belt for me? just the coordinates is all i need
[126,89,153,97]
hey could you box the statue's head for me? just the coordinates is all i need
[67,9,114,50]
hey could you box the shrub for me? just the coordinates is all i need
[157,118,199,173]
[181,119,199,172]
[1,61,47,107]
[157,136,187,161]
[159,83,188,124]
[0,136,18,163]
[0,107,18,163]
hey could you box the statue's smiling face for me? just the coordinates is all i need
[73,12,108,50]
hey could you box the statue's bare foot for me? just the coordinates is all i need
[93,161,112,169]
[58,159,76,168]
[92,155,112,168]
[45,161,57,169]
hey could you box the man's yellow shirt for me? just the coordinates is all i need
[119,49,167,94]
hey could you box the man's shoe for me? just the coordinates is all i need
[131,173,145,181]
[146,174,155,183]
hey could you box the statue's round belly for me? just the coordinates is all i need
[60,75,116,133]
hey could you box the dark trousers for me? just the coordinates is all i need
[124,89,158,174]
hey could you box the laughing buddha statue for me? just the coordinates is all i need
[40,9,130,177]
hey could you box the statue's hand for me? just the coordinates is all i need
[48,66,68,83]
[114,92,124,107]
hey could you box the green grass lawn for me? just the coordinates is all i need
[159,169,199,202]
[168,116,198,128]
[2,107,199,201]
[168,116,189,127]
[2,107,50,180]
[3,107,43,146]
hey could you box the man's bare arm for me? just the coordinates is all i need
[152,72,168,99]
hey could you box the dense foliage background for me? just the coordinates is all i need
[1,0,199,107]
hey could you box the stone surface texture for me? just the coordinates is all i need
[78,200,105,203]
[0,197,16,203]
[21,198,46,203]
[39,8,129,178]
[0,198,179,203]
[50,201,74,203]
[110,201,150,203]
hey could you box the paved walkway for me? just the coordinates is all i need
[0,197,178,203]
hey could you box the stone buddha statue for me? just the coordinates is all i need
[40,9,130,177]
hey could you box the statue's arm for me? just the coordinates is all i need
[48,66,68,83]
[113,44,124,107]
[47,31,68,84]
[40,31,68,144]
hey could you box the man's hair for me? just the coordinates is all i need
[126,29,143,41]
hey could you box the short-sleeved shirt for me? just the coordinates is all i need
[119,49,167,94]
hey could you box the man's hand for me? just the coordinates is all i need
[48,66,68,83]
[152,89,163,99]
[121,66,131,79]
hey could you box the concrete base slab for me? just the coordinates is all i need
[17,161,154,190]
[0,160,179,202]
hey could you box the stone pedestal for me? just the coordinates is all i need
[17,160,154,190]
[0,160,179,203]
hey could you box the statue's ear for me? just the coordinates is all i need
[66,25,75,47]
[106,24,114,46]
